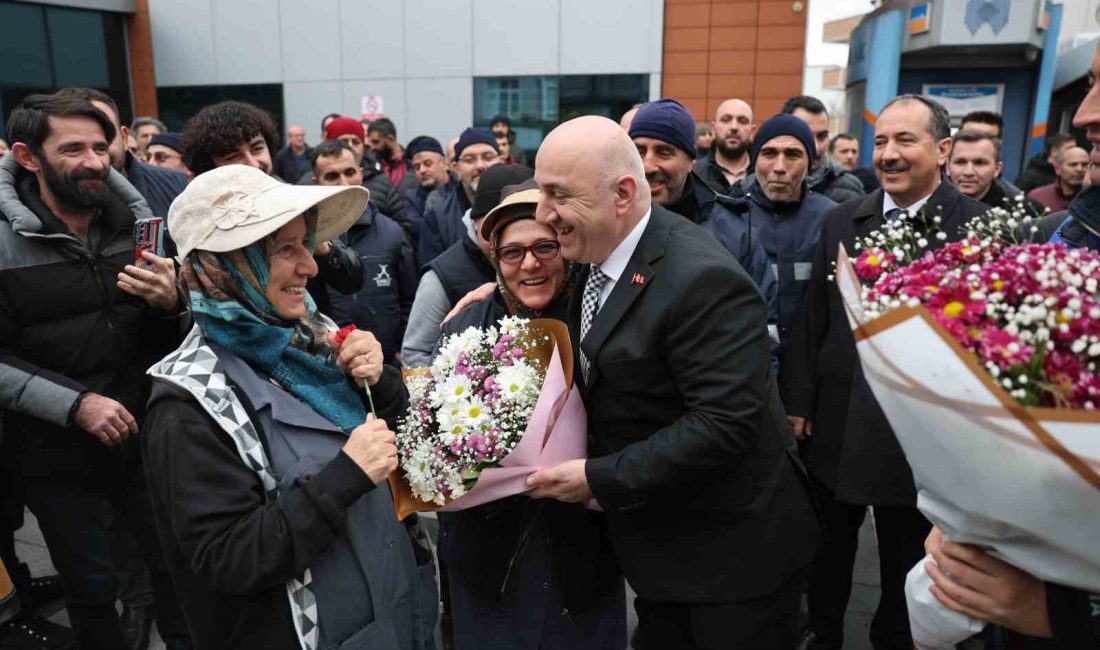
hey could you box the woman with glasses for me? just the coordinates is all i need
[435,180,626,650]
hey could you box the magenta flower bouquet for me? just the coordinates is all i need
[834,202,1100,647]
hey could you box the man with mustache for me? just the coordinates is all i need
[694,98,755,193]
[0,91,190,649]
[779,95,865,205]
[781,95,988,650]
[627,99,776,325]
[417,127,501,265]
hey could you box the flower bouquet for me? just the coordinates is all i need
[834,203,1100,648]
[387,317,587,520]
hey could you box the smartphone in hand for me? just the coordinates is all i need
[133,217,164,268]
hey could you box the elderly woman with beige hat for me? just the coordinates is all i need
[141,165,436,650]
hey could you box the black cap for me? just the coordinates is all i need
[405,135,444,160]
[470,164,534,221]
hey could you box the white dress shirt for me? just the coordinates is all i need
[882,189,934,219]
[595,209,651,309]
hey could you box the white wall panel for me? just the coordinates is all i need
[559,0,660,75]
[283,81,343,144]
[281,0,341,82]
[340,0,406,80]
[472,0,559,76]
[342,79,407,136]
[403,0,472,78]
[406,77,473,146]
[149,0,217,86]
[211,0,281,84]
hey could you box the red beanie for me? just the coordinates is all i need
[325,117,365,141]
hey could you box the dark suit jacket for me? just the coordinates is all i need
[576,204,821,603]
[779,181,990,506]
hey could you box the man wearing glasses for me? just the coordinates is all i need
[144,132,191,178]
[418,128,501,265]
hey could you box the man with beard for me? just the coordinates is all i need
[402,135,453,253]
[628,99,776,330]
[367,117,414,190]
[62,88,189,259]
[417,127,500,265]
[777,95,865,205]
[313,117,409,231]
[781,95,988,650]
[694,98,755,193]
[0,92,191,649]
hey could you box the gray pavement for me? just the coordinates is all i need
[16,508,884,650]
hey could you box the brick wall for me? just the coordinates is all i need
[662,0,807,124]
[127,0,159,118]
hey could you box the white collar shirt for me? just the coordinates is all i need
[882,189,935,220]
[594,208,651,309]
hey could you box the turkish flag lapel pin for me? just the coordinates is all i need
[632,272,645,285]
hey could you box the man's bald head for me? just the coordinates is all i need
[535,116,649,264]
[620,106,641,132]
[712,98,755,160]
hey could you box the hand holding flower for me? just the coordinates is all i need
[330,325,384,387]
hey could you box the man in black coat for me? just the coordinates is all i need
[780,95,990,650]
[526,116,822,649]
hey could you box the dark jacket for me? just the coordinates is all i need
[577,204,822,602]
[0,156,186,484]
[435,294,626,650]
[418,177,471,266]
[779,182,990,505]
[124,151,188,258]
[426,234,496,307]
[1036,185,1100,251]
[806,158,866,204]
[328,205,417,364]
[272,145,312,184]
[296,164,411,237]
[851,166,880,193]
[737,175,836,357]
[144,330,435,650]
[978,176,1047,216]
[402,173,458,256]
[669,172,779,326]
[1015,154,1056,193]
[692,149,746,194]
[308,238,363,319]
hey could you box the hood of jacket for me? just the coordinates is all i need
[0,153,152,234]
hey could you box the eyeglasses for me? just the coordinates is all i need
[494,240,560,265]
[147,151,180,164]
[458,151,499,165]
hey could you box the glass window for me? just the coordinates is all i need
[47,7,109,89]
[0,2,52,88]
[474,74,648,159]
[157,84,285,134]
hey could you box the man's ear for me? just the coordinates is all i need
[614,174,638,214]
[11,143,41,174]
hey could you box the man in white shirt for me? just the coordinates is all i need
[526,116,822,649]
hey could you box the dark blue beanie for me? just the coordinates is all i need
[628,98,697,159]
[454,128,499,161]
[148,132,181,153]
[749,114,816,168]
[405,135,444,159]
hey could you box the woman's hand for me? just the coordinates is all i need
[926,539,1052,638]
[342,414,398,484]
[330,328,384,387]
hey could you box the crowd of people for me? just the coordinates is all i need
[0,40,1098,650]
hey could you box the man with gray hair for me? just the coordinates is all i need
[1026,145,1089,213]
[526,115,821,648]
[129,116,166,158]
[781,94,989,650]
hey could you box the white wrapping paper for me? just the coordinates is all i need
[835,246,1100,647]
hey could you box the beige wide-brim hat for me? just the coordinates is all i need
[168,164,369,260]
[479,180,541,241]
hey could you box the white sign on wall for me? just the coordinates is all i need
[922,84,1004,117]
[361,95,385,121]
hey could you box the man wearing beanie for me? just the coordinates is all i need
[145,132,190,177]
[307,117,410,234]
[731,114,835,359]
[402,164,531,367]
[418,127,500,265]
[629,98,777,331]
[775,95,865,205]
[403,135,453,250]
